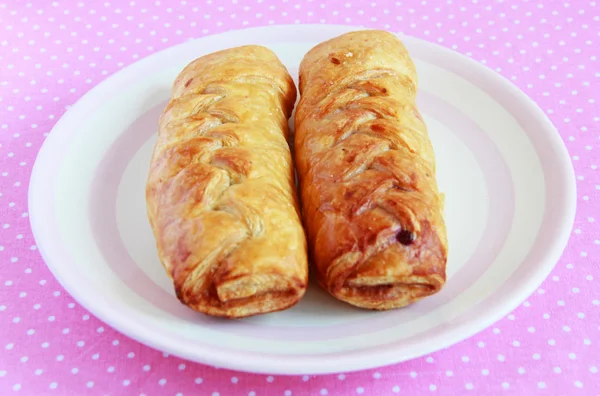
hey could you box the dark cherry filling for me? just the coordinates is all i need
[396,229,416,245]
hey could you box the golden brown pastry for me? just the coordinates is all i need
[146,45,308,318]
[294,30,448,310]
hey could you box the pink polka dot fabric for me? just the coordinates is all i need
[1,0,598,394]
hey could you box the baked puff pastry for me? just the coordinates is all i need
[146,45,308,318]
[294,30,448,310]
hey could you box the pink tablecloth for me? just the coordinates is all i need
[1,0,598,394]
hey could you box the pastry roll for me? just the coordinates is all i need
[146,45,307,318]
[294,30,448,310]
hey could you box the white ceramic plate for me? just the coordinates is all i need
[29,24,576,375]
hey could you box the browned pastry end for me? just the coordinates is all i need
[146,45,308,318]
[294,30,448,310]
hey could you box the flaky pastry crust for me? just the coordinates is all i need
[146,45,308,318]
[294,30,448,310]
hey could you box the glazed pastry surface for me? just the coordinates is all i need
[294,30,448,310]
[146,45,307,318]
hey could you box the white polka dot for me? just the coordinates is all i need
[338,374,346,380]
[266,376,274,383]
[501,382,510,389]
[86,381,94,388]
[49,382,58,389]
[554,367,562,374]
[71,368,78,374]
[356,387,364,394]
[195,378,203,384]
[574,381,583,388]
[446,370,453,377]
[392,385,400,393]
[481,369,489,376]
[122,379,130,386]
[429,384,437,391]
[538,382,546,389]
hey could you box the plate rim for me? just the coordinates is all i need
[28,23,577,375]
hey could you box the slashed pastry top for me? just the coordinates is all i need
[146,45,308,318]
[294,30,448,310]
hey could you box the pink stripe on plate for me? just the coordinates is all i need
[29,25,575,374]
